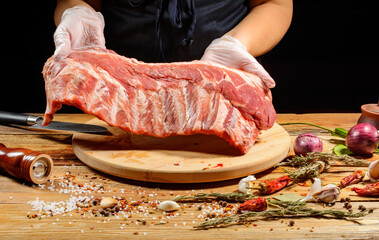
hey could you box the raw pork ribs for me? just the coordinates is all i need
[42,48,276,154]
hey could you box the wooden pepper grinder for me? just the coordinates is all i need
[0,143,53,184]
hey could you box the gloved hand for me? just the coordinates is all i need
[54,6,106,61]
[201,35,275,88]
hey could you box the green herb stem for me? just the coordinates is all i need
[280,122,333,132]
[280,122,348,138]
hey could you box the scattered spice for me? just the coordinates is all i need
[358,205,366,211]
[220,201,228,208]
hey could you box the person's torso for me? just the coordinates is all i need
[102,0,249,62]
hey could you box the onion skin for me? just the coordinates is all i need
[294,133,323,156]
[345,123,379,155]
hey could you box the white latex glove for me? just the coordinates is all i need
[201,35,275,88]
[54,6,106,60]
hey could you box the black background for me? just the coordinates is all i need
[2,1,378,114]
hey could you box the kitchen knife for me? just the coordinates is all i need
[0,111,109,134]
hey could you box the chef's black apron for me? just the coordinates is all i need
[102,0,249,63]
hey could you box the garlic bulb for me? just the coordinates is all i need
[301,178,340,203]
[238,175,256,194]
[367,160,379,182]
[157,200,181,211]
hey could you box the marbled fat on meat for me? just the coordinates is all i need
[42,48,276,154]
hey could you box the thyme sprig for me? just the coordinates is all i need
[194,199,371,229]
[172,192,254,203]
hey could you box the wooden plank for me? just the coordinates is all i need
[0,113,378,240]
[1,165,378,239]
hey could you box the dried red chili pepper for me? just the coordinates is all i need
[340,170,365,188]
[351,182,379,197]
[250,176,291,195]
[238,198,267,212]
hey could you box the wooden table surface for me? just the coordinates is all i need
[0,113,378,240]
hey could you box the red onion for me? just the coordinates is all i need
[345,123,379,155]
[294,133,323,156]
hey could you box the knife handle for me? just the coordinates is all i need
[0,111,42,126]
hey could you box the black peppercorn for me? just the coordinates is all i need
[92,200,98,206]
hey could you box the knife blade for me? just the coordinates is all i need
[0,111,109,134]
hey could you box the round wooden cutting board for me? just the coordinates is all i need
[72,119,290,183]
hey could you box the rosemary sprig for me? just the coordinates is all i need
[194,199,371,229]
[276,152,369,182]
[276,152,370,167]
[172,192,255,203]
[282,161,326,182]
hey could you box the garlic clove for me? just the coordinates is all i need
[238,175,256,194]
[100,197,118,209]
[312,184,340,203]
[301,178,322,202]
[158,200,181,211]
[302,179,340,203]
[367,160,379,182]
